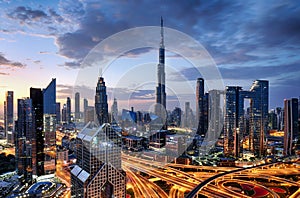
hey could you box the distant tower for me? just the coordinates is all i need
[155,17,167,129]
[111,98,118,123]
[62,104,67,123]
[183,102,194,128]
[67,97,71,123]
[284,98,298,155]
[196,78,208,134]
[75,92,80,121]
[83,98,88,112]
[71,123,126,197]
[95,76,109,125]
[4,91,14,144]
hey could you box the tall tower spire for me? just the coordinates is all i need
[160,16,164,48]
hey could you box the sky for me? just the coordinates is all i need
[0,0,300,117]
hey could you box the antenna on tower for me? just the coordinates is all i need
[160,16,164,48]
[99,67,103,77]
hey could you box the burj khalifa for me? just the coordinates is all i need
[155,17,167,129]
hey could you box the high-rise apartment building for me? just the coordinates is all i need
[155,17,167,130]
[15,98,36,184]
[71,123,126,197]
[284,98,299,155]
[4,91,14,144]
[95,77,108,125]
[75,92,80,121]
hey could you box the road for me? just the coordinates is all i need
[122,153,300,198]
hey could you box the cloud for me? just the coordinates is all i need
[63,61,81,68]
[7,6,48,23]
[39,51,50,54]
[33,60,41,64]
[0,53,26,68]
[0,72,9,75]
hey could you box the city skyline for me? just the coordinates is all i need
[1,1,300,115]
[1,1,300,198]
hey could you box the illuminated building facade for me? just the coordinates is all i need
[15,98,36,184]
[284,98,299,155]
[71,123,126,198]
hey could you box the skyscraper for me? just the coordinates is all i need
[155,17,167,129]
[111,98,118,123]
[84,106,95,124]
[4,91,14,143]
[83,98,88,112]
[67,97,71,123]
[284,98,299,155]
[43,79,56,174]
[95,76,108,125]
[62,104,67,123]
[15,98,36,184]
[276,107,284,131]
[249,80,269,157]
[224,86,243,157]
[43,79,56,115]
[71,123,126,197]
[83,98,88,122]
[196,78,205,135]
[75,92,80,121]
[56,102,61,124]
[222,80,268,157]
[183,102,195,128]
[208,90,223,143]
[30,87,44,176]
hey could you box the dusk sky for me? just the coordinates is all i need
[0,0,300,116]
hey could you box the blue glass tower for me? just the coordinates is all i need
[249,80,269,157]
[43,78,56,114]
